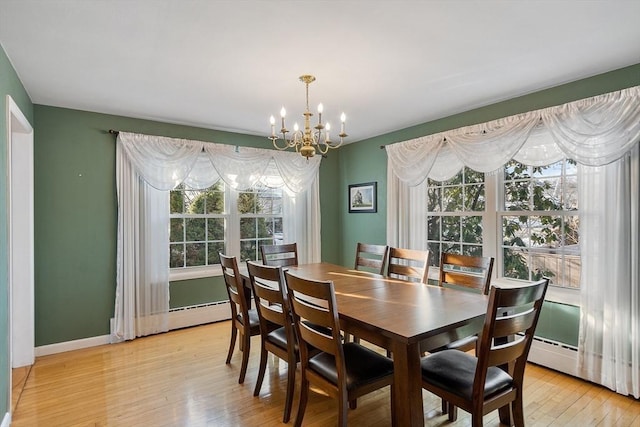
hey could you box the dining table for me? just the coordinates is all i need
[254,262,489,427]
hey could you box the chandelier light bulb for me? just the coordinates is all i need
[269,115,275,125]
[293,122,299,132]
[280,107,286,118]
[317,103,323,114]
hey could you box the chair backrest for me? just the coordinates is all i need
[261,243,299,267]
[246,261,291,333]
[439,253,494,294]
[474,278,549,395]
[387,247,430,283]
[284,271,345,372]
[219,253,250,319]
[354,242,389,275]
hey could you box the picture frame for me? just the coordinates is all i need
[348,182,377,213]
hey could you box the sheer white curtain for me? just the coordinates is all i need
[386,86,640,397]
[112,132,321,342]
[578,146,640,398]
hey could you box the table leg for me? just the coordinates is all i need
[391,340,424,427]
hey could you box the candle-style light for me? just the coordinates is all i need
[268,75,347,159]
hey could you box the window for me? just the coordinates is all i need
[169,181,285,271]
[427,167,485,266]
[425,160,580,289]
[238,184,284,262]
[170,182,226,268]
[500,160,579,288]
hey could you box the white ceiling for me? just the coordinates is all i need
[1,0,639,142]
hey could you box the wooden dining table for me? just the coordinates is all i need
[275,262,490,427]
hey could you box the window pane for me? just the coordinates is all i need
[503,215,527,246]
[532,178,562,210]
[240,240,257,262]
[427,216,440,241]
[442,216,460,241]
[170,218,184,242]
[442,243,460,255]
[442,187,463,211]
[238,192,257,214]
[564,215,580,247]
[427,242,441,267]
[170,189,184,214]
[185,243,205,266]
[504,161,530,180]
[461,216,482,244]
[465,169,484,184]
[207,218,224,241]
[205,190,224,214]
[208,242,224,265]
[503,247,529,280]
[170,244,184,268]
[185,218,205,241]
[427,186,441,212]
[505,181,530,211]
[240,218,256,239]
[464,184,485,211]
[257,218,271,238]
[562,254,581,289]
[462,245,482,257]
[563,175,578,210]
[444,171,462,186]
[529,215,561,248]
[185,190,204,214]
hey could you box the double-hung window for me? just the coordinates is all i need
[169,180,285,276]
[425,159,580,290]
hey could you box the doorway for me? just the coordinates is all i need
[6,95,35,412]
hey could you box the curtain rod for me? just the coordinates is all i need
[108,129,119,135]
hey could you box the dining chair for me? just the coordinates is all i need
[284,270,395,427]
[431,252,495,414]
[260,243,299,267]
[246,260,298,423]
[354,242,389,275]
[386,247,430,283]
[420,277,549,426]
[219,252,261,384]
[434,252,495,352]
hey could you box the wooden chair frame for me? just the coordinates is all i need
[421,278,549,427]
[387,247,430,283]
[246,261,298,423]
[260,243,299,267]
[354,242,389,275]
[219,252,259,384]
[285,271,394,427]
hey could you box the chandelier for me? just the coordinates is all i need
[269,75,347,159]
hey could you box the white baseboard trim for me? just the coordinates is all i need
[34,303,231,357]
[169,301,230,330]
[2,412,11,427]
[35,334,111,357]
[528,337,578,377]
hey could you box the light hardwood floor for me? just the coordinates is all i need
[11,321,640,426]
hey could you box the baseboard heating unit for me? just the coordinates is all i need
[528,335,578,377]
[168,301,231,330]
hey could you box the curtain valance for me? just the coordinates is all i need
[118,132,321,193]
[386,86,640,185]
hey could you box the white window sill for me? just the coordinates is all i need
[170,265,223,282]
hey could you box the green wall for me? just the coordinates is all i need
[0,43,34,420]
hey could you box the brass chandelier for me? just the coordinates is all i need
[269,75,347,159]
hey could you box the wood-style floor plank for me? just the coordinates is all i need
[11,321,640,426]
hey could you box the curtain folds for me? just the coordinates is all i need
[386,86,640,183]
[113,132,321,342]
[385,85,640,397]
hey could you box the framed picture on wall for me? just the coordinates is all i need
[348,182,377,213]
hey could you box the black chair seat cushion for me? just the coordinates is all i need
[309,343,393,391]
[421,349,513,401]
[237,308,260,329]
[266,326,299,353]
